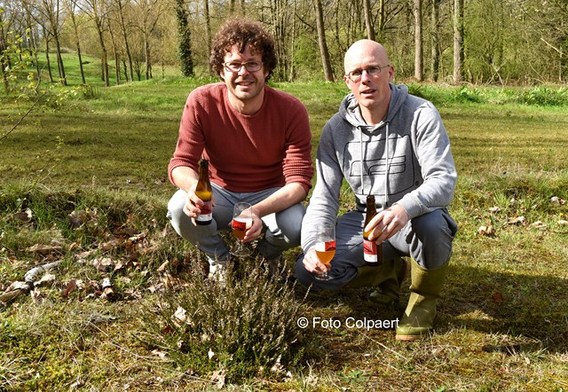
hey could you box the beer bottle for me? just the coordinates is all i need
[363,195,382,265]
[194,159,213,225]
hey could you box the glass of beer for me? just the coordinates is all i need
[231,202,253,256]
[314,222,336,281]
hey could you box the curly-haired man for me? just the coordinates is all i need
[167,19,313,281]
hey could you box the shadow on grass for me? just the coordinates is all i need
[293,263,567,357]
[441,264,568,353]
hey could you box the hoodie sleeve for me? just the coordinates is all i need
[395,102,457,219]
[301,118,343,252]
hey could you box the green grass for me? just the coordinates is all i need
[1,72,568,390]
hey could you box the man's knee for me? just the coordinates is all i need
[275,203,305,245]
[167,190,188,233]
[410,209,457,268]
[411,209,457,243]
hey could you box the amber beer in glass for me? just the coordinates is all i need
[363,195,382,264]
[195,159,213,225]
[314,222,336,280]
[231,202,253,241]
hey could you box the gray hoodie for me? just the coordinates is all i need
[301,83,457,252]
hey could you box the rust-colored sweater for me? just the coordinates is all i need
[168,82,313,193]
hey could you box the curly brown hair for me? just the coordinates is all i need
[210,19,277,80]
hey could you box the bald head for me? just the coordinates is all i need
[344,40,391,75]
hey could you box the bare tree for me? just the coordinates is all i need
[363,0,375,40]
[79,0,111,86]
[203,0,212,74]
[414,0,423,81]
[453,0,464,84]
[0,10,10,93]
[67,0,86,84]
[430,0,441,81]
[314,0,334,81]
[22,0,67,85]
[115,0,134,81]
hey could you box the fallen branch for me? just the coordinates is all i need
[0,259,62,308]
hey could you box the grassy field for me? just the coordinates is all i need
[1,64,568,390]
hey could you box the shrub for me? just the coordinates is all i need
[139,259,308,384]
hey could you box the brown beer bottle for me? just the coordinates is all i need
[194,159,213,225]
[363,195,382,265]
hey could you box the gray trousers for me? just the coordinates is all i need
[167,184,306,265]
[294,208,458,291]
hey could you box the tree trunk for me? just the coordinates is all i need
[414,0,423,81]
[314,0,334,81]
[430,0,440,81]
[377,0,385,41]
[69,4,86,84]
[106,19,121,85]
[176,0,193,77]
[117,0,134,82]
[144,33,152,79]
[453,0,464,84]
[95,21,110,86]
[54,35,67,86]
[43,27,54,83]
[0,12,11,93]
[363,0,375,41]
[204,0,212,74]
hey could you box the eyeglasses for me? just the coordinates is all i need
[346,64,391,82]
[223,61,263,73]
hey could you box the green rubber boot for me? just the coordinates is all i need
[369,257,408,306]
[396,259,448,341]
[345,258,407,307]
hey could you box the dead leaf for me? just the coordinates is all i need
[26,243,63,255]
[14,208,33,223]
[478,225,495,237]
[507,216,526,226]
[488,206,501,213]
[210,369,226,389]
[157,260,169,273]
[151,349,167,360]
[91,257,115,272]
[62,279,78,298]
[173,306,187,323]
[99,238,123,252]
[558,220,568,226]
[68,210,89,228]
[531,221,547,229]
[551,196,566,205]
[492,290,504,304]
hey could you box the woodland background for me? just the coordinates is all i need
[1,0,568,90]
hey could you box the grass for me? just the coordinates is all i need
[1,67,568,390]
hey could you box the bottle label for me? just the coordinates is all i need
[196,200,212,222]
[363,239,378,263]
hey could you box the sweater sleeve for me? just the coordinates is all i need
[395,104,457,218]
[167,89,206,185]
[301,118,343,252]
[282,97,314,193]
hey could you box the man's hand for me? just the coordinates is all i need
[364,203,410,243]
[182,183,214,222]
[302,247,330,278]
[241,208,263,242]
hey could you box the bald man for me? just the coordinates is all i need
[295,40,458,341]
